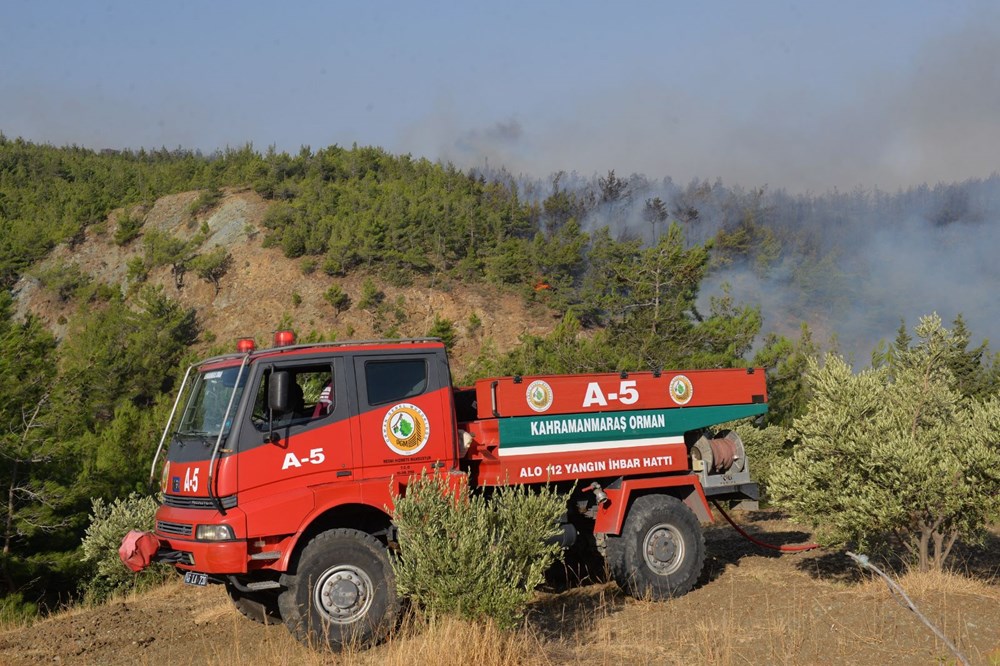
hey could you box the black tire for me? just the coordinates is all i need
[225,582,281,624]
[548,524,607,589]
[605,494,705,600]
[278,528,399,651]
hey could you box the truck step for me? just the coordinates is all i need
[249,551,281,561]
[245,580,281,591]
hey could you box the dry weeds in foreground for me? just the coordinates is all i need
[2,552,998,665]
[211,568,999,666]
[203,611,547,666]
[532,564,1000,666]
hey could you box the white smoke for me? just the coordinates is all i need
[403,8,1000,194]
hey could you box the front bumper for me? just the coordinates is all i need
[152,505,250,574]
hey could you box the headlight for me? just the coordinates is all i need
[196,524,235,541]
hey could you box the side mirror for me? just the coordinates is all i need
[268,371,290,413]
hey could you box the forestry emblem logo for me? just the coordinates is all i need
[669,375,693,405]
[525,380,554,412]
[382,403,430,456]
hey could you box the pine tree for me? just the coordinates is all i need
[0,295,67,593]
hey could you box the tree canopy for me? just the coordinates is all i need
[769,315,1000,571]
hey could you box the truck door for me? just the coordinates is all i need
[235,356,354,499]
[352,352,457,479]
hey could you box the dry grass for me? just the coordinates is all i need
[351,615,546,666]
[200,611,546,666]
[0,615,30,634]
[531,561,1000,666]
[863,567,998,598]
[3,546,998,666]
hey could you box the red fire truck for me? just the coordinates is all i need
[121,333,766,649]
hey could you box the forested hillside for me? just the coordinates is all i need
[482,168,1000,360]
[1,135,997,620]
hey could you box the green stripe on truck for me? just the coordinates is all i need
[497,403,767,448]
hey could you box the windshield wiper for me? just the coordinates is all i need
[176,431,217,446]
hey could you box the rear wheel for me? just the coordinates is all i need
[225,582,281,624]
[605,494,705,600]
[278,528,399,651]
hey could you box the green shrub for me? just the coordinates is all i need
[322,255,345,276]
[113,210,144,246]
[427,315,457,349]
[33,262,92,302]
[391,473,567,629]
[142,229,190,270]
[770,315,1000,571]
[356,278,384,311]
[730,421,794,498]
[80,493,172,604]
[384,264,413,287]
[187,187,223,217]
[190,246,232,294]
[125,256,148,284]
[262,201,295,230]
[467,312,482,336]
[0,592,39,627]
[323,284,351,312]
[392,295,408,324]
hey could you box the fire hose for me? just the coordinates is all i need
[711,501,820,553]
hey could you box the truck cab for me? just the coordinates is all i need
[151,336,456,584]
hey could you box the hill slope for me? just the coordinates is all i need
[12,188,555,377]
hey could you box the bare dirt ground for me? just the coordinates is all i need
[2,512,997,666]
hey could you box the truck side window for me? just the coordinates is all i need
[251,364,334,429]
[365,359,427,405]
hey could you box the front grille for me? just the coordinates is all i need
[161,494,237,510]
[156,520,194,537]
[157,550,195,566]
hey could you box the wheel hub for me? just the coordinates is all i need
[329,578,359,608]
[315,566,374,624]
[643,523,685,575]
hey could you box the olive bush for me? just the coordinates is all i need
[770,315,1000,571]
[80,493,172,603]
[731,421,794,498]
[391,473,567,629]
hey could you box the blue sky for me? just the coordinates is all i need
[2,1,997,191]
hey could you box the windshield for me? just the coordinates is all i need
[176,365,248,438]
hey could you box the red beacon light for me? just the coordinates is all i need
[273,330,296,347]
[236,338,256,353]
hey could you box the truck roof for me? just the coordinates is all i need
[198,337,445,370]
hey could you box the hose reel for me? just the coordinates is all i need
[691,430,746,475]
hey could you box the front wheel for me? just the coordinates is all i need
[278,528,399,651]
[225,581,281,624]
[605,494,705,600]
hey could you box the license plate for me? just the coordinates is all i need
[183,571,208,586]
